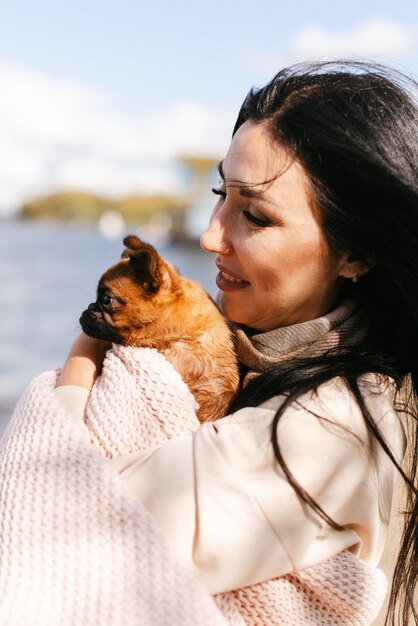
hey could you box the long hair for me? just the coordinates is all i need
[229,61,418,625]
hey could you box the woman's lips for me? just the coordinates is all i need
[215,267,250,292]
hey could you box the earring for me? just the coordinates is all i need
[352,271,359,284]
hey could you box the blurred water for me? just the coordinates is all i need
[0,219,217,434]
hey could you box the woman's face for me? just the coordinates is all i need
[200,120,349,332]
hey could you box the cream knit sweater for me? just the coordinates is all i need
[0,344,391,626]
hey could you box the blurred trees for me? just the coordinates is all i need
[19,191,186,224]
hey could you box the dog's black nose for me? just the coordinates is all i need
[88,302,97,311]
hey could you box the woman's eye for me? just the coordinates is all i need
[211,186,271,227]
[243,210,272,227]
[211,187,226,199]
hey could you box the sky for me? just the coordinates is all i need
[1,0,418,215]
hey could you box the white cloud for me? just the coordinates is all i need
[54,159,182,196]
[250,18,418,76]
[0,62,231,215]
[0,131,46,184]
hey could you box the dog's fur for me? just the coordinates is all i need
[80,235,239,423]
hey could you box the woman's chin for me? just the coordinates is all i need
[218,293,251,327]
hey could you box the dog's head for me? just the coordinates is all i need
[80,235,181,344]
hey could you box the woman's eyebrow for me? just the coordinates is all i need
[239,187,265,199]
[217,160,271,201]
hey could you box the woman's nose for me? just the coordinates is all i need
[200,217,231,255]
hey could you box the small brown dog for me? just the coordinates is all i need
[80,235,239,423]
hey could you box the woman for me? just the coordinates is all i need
[55,62,418,625]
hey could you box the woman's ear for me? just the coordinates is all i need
[338,257,375,281]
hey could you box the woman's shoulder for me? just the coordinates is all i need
[263,370,394,412]
[216,373,402,451]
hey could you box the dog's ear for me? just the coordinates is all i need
[122,235,163,293]
[121,234,142,258]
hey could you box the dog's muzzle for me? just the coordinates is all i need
[79,304,105,335]
[79,304,122,344]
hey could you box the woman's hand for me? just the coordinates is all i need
[55,333,111,391]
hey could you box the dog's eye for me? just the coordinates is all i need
[100,293,114,308]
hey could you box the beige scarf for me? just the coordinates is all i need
[233,298,368,383]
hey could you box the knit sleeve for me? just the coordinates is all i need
[53,348,402,598]
[52,385,90,442]
[109,377,403,596]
